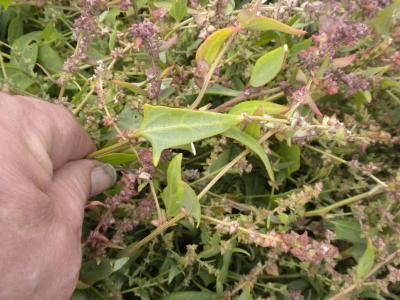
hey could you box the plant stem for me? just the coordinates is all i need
[386,90,400,105]
[73,87,95,115]
[304,185,384,217]
[190,33,237,109]
[122,212,186,257]
[328,250,400,300]
[212,89,283,113]
[88,139,131,159]
[305,145,388,188]
[121,130,278,255]
[150,180,163,222]
[201,215,282,243]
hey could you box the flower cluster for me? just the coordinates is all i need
[63,0,103,73]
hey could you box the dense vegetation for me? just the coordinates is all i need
[1,0,400,299]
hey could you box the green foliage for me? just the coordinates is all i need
[250,46,287,87]
[169,0,187,22]
[162,154,200,222]
[357,239,375,279]
[195,27,239,65]
[223,127,275,182]
[1,1,399,299]
[137,105,243,165]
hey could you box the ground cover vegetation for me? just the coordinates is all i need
[1,0,400,299]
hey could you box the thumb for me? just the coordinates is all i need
[49,160,116,223]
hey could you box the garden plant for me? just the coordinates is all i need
[1,0,400,299]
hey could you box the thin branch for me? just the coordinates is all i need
[328,250,400,300]
[190,33,238,109]
[212,88,283,113]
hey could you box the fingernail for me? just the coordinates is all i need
[90,163,117,196]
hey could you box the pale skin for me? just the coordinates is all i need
[0,92,116,299]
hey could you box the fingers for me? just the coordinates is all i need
[34,101,96,169]
[48,160,116,224]
[1,92,96,169]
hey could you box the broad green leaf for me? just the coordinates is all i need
[162,291,216,300]
[357,239,375,279]
[41,23,63,42]
[3,63,34,90]
[205,84,242,97]
[229,100,288,116]
[330,219,363,244]
[166,153,183,186]
[111,79,147,96]
[117,105,143,130]
[223,127,275,183]
[238,10,306,36]
[7,16,23,44]
[0,0,12,9]
[369,0,400,35]
[137,105,243,165]
[162,154,201,222]
[250,46,287,87]
[181,181,201,222]
[169,0,187,22]
[196,27,239,65]
[277,143,300,175]
[111,257,129,272]
[96,153,137,165]
[80,259,113,285]
[38,45,64,74]
[11,32,41,74]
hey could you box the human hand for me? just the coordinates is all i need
[0,93,116,299]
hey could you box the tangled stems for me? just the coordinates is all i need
[190,32,238,109]
[328,250,400,300]
[119,129,279,256]
[304,185,385,218]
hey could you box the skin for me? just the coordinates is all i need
[0,93,115,299]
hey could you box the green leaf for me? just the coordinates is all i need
[117,105,142,131]
[277,143,300,175]
[3,63,34,90]
[137,105,243,165]
[96,153,137,165]
[79,259,113,286]
[0,0,13,9]
[7,16,23,44]
[354,90,372,106]
[238,10,306,36]
[369,0,400,35]
[162,291,216,300]
[330,219,363,244]
[196,27,239,65]
[11,32,41,73]
[357,239,375,279]
[41,23,63,42]
[180,181,201,222]
[162,154,201,222]
[205,84,242,97]
[38,45,64,74]
[229,100,288,116]
[223,127,275,183]
[250,46,287,87]
[169,0,187,22]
